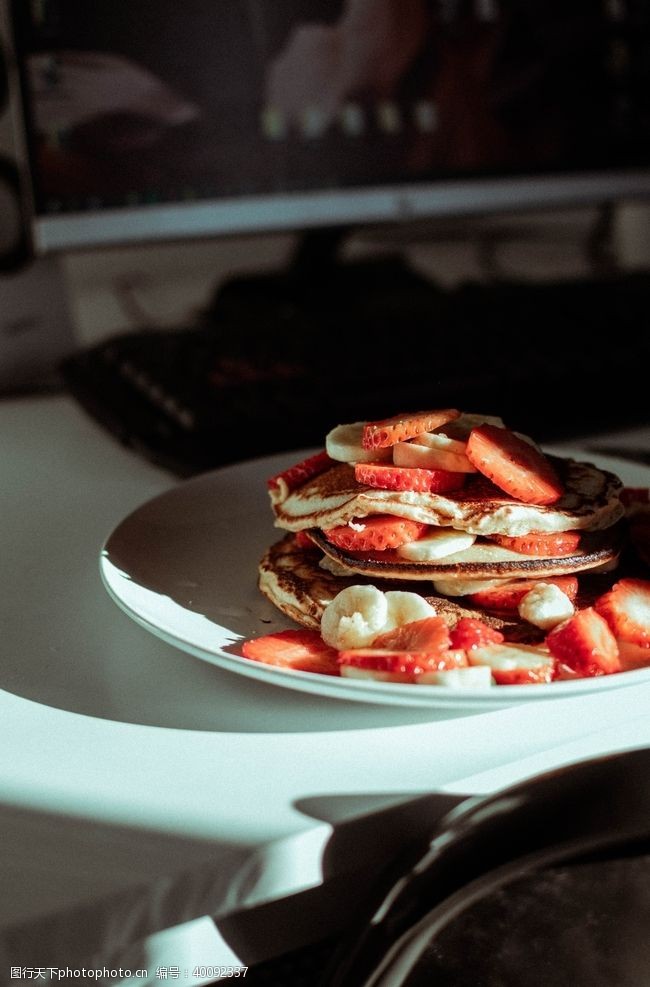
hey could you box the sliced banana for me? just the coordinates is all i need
[433,577,503,597]
[414,431,469,455]
[320,585,436,649]
[439,413,505,440]
[393,439,476,473]
[469,643,554,673]
[319,555,356,577]
[325,422,391,464]
[384,591,437,629]
[518,584,574,630]
[397,528,476,562]
[320,584,389,649]
[417,665,493,688]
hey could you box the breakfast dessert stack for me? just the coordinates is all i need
[241,409,649,686]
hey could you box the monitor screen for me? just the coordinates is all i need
[11,0,650,252]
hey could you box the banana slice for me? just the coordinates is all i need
[319,555,356,577]
[417,665,493,687]
[414,432,469,455]
[439,413,506,440]
[384,591,437,628]
[397,528,476,562]
[433,577,503,597]
[393,439,476,473]
[325,422,391,464]
[518,584,574,630]
[320,584,389,649]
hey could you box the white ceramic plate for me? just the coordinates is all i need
[100,449,650,710]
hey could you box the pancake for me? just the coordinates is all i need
[259,534,541,642]
[272,457,624,537]
[308,522,624,581]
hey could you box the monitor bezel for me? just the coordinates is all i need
[9,0,650,254]
[28,169,650,253]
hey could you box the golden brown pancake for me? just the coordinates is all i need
[308,523,624,581]
[272,457,624,537]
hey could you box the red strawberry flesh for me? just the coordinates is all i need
[267,450,333,495]
[594,578,650,648]
[466,425,564,505]
[450,618,505,651]
[362,409,460,450]
[491,531,581,557]
[470,576,579,612]
[241,629,339,675]
[337,648,467,676]
[354,463,465,494]
[373,616,452,654]
[546,608,621,676]
[323,516,428,553]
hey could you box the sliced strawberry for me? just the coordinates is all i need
[338,647,466,682]
[354,463,465,494]
[594,578,650,648]
[294,530,317,550]
[470,576,579,612]
[493,666,554,686]
[618,641,650,671]
[546,607,621,676]
[362,409,460,450]
[466,425,564,505]
[267,451,333,498]
[450,617,505,651]
[323,516,428,553]
[241,629,339,675]
[372,616,453,654]
[491,531,581,557]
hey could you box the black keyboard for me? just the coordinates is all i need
[61,265,649,476]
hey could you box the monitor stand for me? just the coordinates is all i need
[207,226,444,340]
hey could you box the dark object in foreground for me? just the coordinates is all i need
[323,749,650,987]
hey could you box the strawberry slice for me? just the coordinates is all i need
[354,463,465,494]
[362,409,460,450]
[241,629,339,675]
[323,516,428,553]
[338,647,467,682]
[594,578,650,649]
[338,650,419,681]
[450,617,504,651]
[294,530,317,550]
[545,607,621,676]
[373,616,453,654]
[469,576,579,612]
[491,531,581,557]
[466,425,564,505]
[267,451,333,500]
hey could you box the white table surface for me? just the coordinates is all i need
[1,395,649,975]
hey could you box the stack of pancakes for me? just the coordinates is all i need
[258,419,625,637]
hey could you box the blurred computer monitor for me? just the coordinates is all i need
[10,0,650,254]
